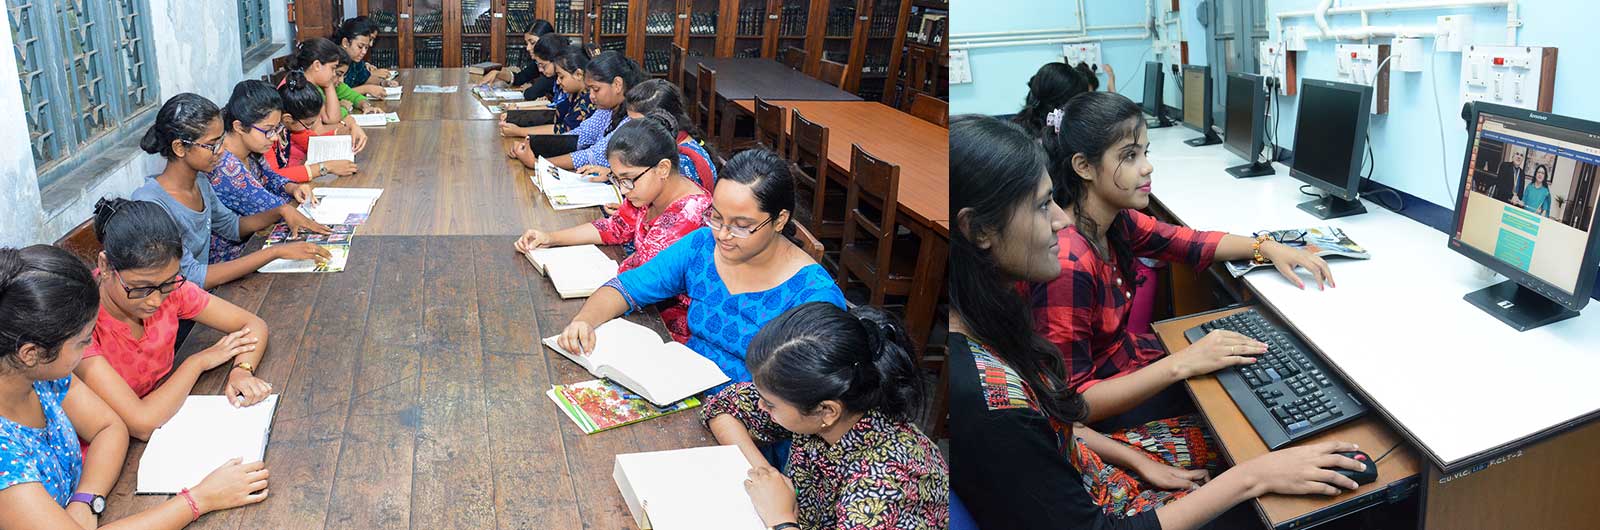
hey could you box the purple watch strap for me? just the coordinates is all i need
[70,492,97,504]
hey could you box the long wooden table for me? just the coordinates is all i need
[730,99,949,351]
[386,68,499,122]
[102,69,714,529]
[681,57,862,102]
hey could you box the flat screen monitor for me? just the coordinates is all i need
[1141,61,1171,127]
[1181,65,1219,146]
[1290,78,1372,219]
[1448,101,1600,330]
[1222,72,1273,177]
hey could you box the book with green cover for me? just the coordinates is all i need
[547,379,700,434]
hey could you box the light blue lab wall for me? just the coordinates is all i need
[1258,0,1600,208]
[949,0,1157,117]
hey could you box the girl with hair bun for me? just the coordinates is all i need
[132,93,329,289]
[0,245,269,528]
[267,71,360,183]
[703,302,949,530]
[514,109,712,342]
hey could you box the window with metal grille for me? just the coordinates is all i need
[237,0,271,55]
[6,0,159,185]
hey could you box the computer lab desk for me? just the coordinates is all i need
[1140,126,1600,529]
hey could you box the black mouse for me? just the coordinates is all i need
[1330,450,1377,486]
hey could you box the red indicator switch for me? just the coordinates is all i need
[1493,57,1505,65]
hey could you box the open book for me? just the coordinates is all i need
[613,445,766,530]
[532,156,620,210]
[305,135,354,167]
[472,85,526,101]
[352,112,400,127]
[547,379,700,434]
[298,187,382,225]
[137,395,280,494]
[1224,226,1371,277]
[382,86,403,100]
[542,319,729,407]
[467,61,503,75]
[503,98,552,110]
[523,244,618,298]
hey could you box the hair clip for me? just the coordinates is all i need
[1045,108,1065,133]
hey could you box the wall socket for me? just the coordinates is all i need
[1259,42,1298,96]
[1333,44,1391,114]
[1437,15,1471,52]
[1063,42,1102,68]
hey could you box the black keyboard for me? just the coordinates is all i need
[1184,309,1367,449]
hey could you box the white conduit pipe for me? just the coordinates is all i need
[951,0,1153,50]
[1279,0,1518,44]
[951,31,1151,51]
[954,24,1147,43]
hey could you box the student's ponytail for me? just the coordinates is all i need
[289,38,347,71]
[140,93,222,159]
[745,302,925,422]
[605,109,679,170]
[1013,62,1090,137]
[0,245,98,367]
[278,71,325,121]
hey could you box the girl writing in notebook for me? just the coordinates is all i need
[267,71,361,183]
[556,148,845,386]
[131,94,330,289]
[0,245,269,530]
[205,80,334,264]
[946,115,1366,530]
[703,303,949,530]
[76,199,275,441]
[497,34,576,138]
[1032,92,1335,434]
[476,19,557,102]
[513,110,712,343]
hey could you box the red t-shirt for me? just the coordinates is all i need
[84,278,211,397]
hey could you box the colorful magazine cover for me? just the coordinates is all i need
[265,223,357,245]
[546,379,700,434]
[1224,226,1371,277]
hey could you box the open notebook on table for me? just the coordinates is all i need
[352,112,400,127]
[542,319,729,407]
[298,187,382,225]
[523,244,618,298]
[613,445,766,530]
[531,156,620,210]
[137,395,280,494]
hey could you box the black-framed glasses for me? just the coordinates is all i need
[113,270,186,300]
[609,168,646,192]
[180,135,225,155]
[1274,230,1307,245]
[250,123,287,139]
[703,208,775,239]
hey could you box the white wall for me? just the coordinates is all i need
[0,0,293,246]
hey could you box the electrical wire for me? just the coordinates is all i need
[1373,440,1405,464]
[1359,132,1406,212]
[1433,49,1456,205]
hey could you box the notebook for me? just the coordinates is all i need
[504,98,552,110]
[137,395,280,494]
[305,135,354,165]
[523,244,619,298]
[612,445,766,530]
[546,379,701,434]
[542,319,729,407]
[352,112,400,127]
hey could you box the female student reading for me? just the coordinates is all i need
[288,38,380,121]
[1033,92,1337,432]
[511,51,645,171]
[945,115,1367,529]
[0,245,269,530]
[336,17,398,97]
[476,19,557,101]
[581,79,717,188]
[704,302,949,530]
[514,110,712,342]
[206,80,332,263]
[268,72,361,183]
[503,43,594,154]
[132,94,330,289]
[76,199,275,441]
[556,149,845,385]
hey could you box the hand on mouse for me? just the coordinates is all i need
[1235,441,1366,496]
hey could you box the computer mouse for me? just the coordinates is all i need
[1330,450,1377,487]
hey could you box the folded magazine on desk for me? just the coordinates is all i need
[1224,226,1370,277]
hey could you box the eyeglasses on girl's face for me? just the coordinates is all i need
[113,270,186,299]
[702,208,775,238]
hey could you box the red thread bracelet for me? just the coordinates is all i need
[178,488,200,521]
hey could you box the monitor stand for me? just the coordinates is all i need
[1226,161,1275,178]
[1147,113,1175,129]
[1296,194,1367,219]
[1185,130,1222,147]
[1464,279,1580,331]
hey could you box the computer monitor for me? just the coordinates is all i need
[1290,79,1373,220]
[1142,61,1173,128]
[1223,72,1275,178]
[1448,101,1600,331]
[1181,65,1220,146]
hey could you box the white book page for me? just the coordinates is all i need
[299,196,375,225]
[493,89,525,100]
[614,446,765,530]
[137,395,279,494]
[352,113,389,127]
[541,336,600,375]
[383,86,403,97]
[314,187,384,201]
[305,135,354,164]
[547,183,620,210]
[529,245,617,295]
[605,341,728,406]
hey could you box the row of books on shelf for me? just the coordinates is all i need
[643,49,672,74]
[826,6,856,36]
[507,0,536,32]
[735,6,767,36]
[645,11,675,34]
[370,10,399,33]
[464,12,493,34]
[688,11,718,35]
[734,47,760,59]
[413,11,443,33]
[778,4,808,36]
[599,2,630,34]
[868,4,899,37]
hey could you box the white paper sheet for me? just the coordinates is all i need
[137,395,279,494]
[305,135,354,165]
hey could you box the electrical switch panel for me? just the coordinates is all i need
[1333,43,1390,114]
[1459,45,1557,112]
[1259,42,1298,96]
[1062,43,1102,69]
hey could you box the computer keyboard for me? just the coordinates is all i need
[1183,308,1367,449]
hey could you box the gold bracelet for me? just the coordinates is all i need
[233,362,255,374]
[1252,232,1272,265]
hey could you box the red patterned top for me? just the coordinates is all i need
[702,382,950,529]
[1030,209,1224,393]
[84,276,212,397]
[592,192,711,343]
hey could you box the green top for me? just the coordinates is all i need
[335,82,365,118]
[1522,184,1551,217]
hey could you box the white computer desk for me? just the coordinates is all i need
[1142,125,1600,473]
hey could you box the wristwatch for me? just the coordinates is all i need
[318,162,329,177]
[69,492,105,515]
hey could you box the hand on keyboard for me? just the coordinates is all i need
[1173,329,1268,379]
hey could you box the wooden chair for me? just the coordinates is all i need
[908,93,948,128]
[837,144,918,309]
[696,64,718,144]
[790,109,845,251]
[52,218,101,266]
[782,47,808,72]
[271,55,290,74]
[816,59,848,90]
[788,222,827,264]
[752,96,787,154]
[669,44,687,87]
